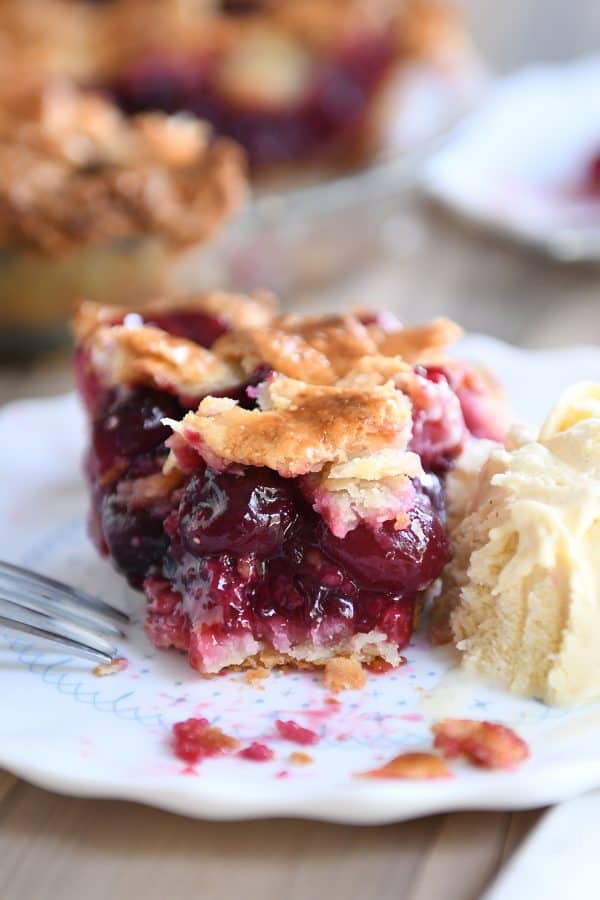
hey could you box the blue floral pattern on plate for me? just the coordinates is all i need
[2,337,600,823]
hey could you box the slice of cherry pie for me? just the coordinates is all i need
[74,294,508,673]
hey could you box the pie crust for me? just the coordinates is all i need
[0,81,246,255]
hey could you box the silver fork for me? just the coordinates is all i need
[0,560,129,664]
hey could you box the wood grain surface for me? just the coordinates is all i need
[2,2,600,898]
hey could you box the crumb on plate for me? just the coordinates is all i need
[289,751,313,766]
[172,717,240,764]
[433,719,530,770]
[244,667,270,686]
[275,719,319,746]
[323,656,367,692]
[358,752,452,780]
[91,656,128,677]
[365,657,404,674]
[239,742,274,762]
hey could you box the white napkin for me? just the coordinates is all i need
[484,792,600,900]
[423,55,600,260]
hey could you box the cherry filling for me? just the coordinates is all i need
[108,35,396,170]
[145,464,450,670]
[583,149,600,196]
[91,389,182,476]
[85,387,184,585]
[141,311,230,348]
[81,307,270,587]
[177,467,300,557]
[78,309,505,670]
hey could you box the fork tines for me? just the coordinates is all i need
[0,560,130,664]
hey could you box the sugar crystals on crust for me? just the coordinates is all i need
[0,81,246,255]
[169,373,413,477]
[73,291,278,343]
[90,324,242,399]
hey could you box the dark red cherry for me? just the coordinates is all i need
[101,495,169,584]
[178,467,300,558]
[318,491,450,594]
[92,389,182,473]
[144,311,228,348]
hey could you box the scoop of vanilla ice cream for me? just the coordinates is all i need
[446,383,600,706]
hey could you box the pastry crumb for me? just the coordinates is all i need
[358,752,452,780]
[323,656,367,692]
[91,656,128,677]
[289,751,313,766]
[172,718,240,764]
[365,657,404,675]
[433,719,530,771]
[245,667,270,686]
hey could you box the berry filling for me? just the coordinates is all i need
[239,742,274,762]
[108,35,395,170]
[171,717,240,764]
[141,311,230,348]
[275,719,319,746]
[143,461,450,671]
[583,149,600,197]
[78,308,507,672]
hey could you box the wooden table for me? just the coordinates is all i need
[2,2,600,898]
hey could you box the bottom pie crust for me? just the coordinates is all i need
[200,629,406,676]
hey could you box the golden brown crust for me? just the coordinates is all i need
[72,291,277,343]
[213,326,337,385]
[210,637,405,674]
[171,374,411,476]
[0,1,97,87]
[358,752,452,780]
[90,324,243,397]
[145,290,278,330]
[0,1,466,182]
[116,469,185,509]
[338,354,413,390]
[323,657,367,692]
[376,317,464,362]
[277,313,379,376]
[0,82,246,255]
[0,0,460,64]
[97,0,461,69]
[213,313,462,386]
[72,300,125,345]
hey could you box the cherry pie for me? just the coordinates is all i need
[101,0,466,172]
[2,0,468,174]
[74,294,507,674]
[0,79,246,352]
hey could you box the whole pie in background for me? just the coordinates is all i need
[1,0,471,175]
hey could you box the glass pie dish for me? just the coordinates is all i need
[180,52,482,298]
[0,2,482,355]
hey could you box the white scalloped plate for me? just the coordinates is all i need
[2,335,600,824]
[423,57,600,262]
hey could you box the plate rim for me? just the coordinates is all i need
[3,338,600,823]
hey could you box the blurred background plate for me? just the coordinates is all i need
[423,55,600,262]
